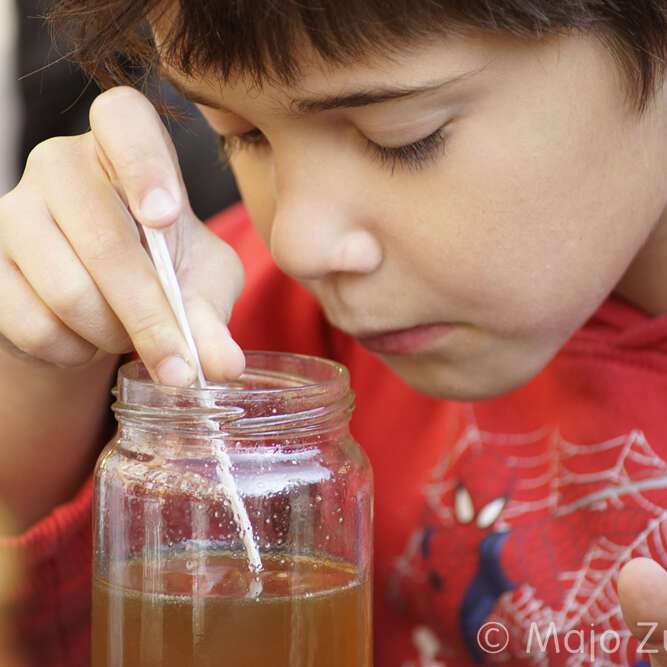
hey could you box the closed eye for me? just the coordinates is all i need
[368,126,447,175]
[218,124,448,174]
[218,128,268,163]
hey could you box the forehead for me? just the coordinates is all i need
[157,33,500,114]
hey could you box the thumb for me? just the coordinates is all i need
[618,557,667,667]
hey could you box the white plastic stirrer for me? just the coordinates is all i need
[142,226,263,596]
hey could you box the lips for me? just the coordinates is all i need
[356,323,453,356]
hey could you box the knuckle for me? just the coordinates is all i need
[25,135,81,172]
[89,86,147,123]
[128,309,172,351]
[85,225,136,265]
[14,316,63,359]
[49,283,92,321]
[224,246,245,300]
[60,344,99,367]
[100,327,132,355]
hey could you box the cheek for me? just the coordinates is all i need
[418,114,653,328]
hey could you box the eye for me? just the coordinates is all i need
[218,128,268,163]
[476,496,506,530]
[454,484,474,524]
[368,126,447,174]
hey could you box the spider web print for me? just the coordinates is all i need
[392,405,667,666]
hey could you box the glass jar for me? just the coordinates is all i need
[91,352,373,667]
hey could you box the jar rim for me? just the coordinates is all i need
[117,351,349,397]
[114,351,353,433]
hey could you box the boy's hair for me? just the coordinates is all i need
[50,0,666,110]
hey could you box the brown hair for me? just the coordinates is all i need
[50,0,667,109]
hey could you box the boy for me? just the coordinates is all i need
[0,0,666,664]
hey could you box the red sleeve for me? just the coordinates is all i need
[0,477,93,666]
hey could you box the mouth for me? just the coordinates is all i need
[355,323,454,356]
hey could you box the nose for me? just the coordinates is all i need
[269,186,383,281]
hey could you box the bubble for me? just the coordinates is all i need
[186,560,194,570]
[265,518,271,525]
[338,517,344,523]
[315,495,322,503]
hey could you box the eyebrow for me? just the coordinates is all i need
[161,66,483,114]
[292,69,480,113]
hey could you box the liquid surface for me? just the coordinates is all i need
[92,552,371,666]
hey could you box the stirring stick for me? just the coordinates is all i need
[143,227,207,387]
[142,226,264,596]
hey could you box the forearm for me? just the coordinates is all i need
[0,350,119,532]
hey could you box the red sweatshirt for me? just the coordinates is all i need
[5,203,667,666]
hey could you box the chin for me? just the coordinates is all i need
[380,349,550,402]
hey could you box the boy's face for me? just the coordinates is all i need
[162,30,667,400]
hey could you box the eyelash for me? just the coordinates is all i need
[368,127,447,174]
[218,126,447,173]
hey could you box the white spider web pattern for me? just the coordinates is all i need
[392,405,667,666]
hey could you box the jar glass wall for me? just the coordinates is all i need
[92,352,373,667]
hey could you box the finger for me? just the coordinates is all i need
[89,86,185,229]
[183,297,245,381]
[33,142,197,386]
[0,258,98,366]
[178,222,246,380]
[618,558,667,667]
[1,192,130,354]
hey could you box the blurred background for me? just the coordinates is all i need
[1,0,240,218]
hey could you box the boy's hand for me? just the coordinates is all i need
[619,558,667,666]
[0,85,245,385]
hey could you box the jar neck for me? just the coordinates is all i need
[112,352,354,441]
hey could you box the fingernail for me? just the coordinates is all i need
[141,188,179,223]
[157,355,193,386]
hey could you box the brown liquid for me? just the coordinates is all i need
[92,551,371,666]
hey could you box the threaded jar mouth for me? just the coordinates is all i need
[113,351,354,436]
